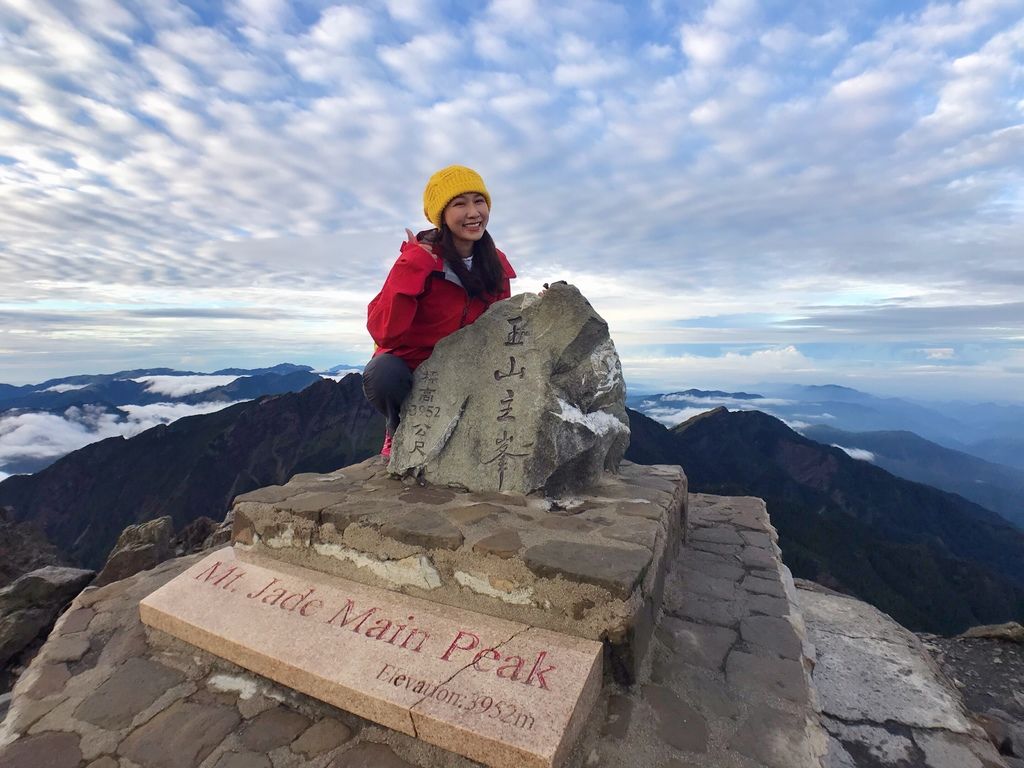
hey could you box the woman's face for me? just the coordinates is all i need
[443,193,489,247]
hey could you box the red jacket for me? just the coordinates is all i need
[367,241,516,369]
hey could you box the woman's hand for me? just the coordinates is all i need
[405,228,434,254]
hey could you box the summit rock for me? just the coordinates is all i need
[389,283,630,495]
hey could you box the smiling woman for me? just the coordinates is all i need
[362,166,516,458]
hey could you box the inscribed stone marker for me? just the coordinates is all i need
[140,548,601,768]
[389,284,630,495]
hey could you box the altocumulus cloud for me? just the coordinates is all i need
[0,0,1022,398]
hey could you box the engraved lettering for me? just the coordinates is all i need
[262,586,288,606]
[496,389,515,422]
[473,648,500,671]
[441,629,480,661]
[504,316,527,346]
[482,429,529,490]
[195,561,244,589]
[493,356,525,380]
[524,651,555,690]
[365,618,393,639]
[326,600,378,631]
[399,627,429,652]
[278,587,315,612]
[496,655,525,681]
[245,576,279,599]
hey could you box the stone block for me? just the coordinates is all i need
[75,656,186,729]
[522,541,651,599]
[291,718,353,757]
[118,700,241,768]
[380,511,464,550]
[729,704,823,768]
[140,548,602,768]
[642,685,708,753]
[0,731,82,768]
[740,615,803,660]
[659,617,737,670]
[472,530,523,559]
[725,650,809,703]
[238,707,310,751]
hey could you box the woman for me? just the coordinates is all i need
[363,165,516,458]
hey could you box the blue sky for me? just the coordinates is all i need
[1,0,1022,399]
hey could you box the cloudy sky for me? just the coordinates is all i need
[2,0,1022,399]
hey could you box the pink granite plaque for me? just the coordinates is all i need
[140,548,602,768]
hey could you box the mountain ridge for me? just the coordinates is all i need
[626,407,1024,634]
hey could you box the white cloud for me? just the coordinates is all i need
[833,445,876,462]
[923,348,956,359]
[642,406,720,426]
[133,375,244,397]
[1,1,1023,401]
[0,400,244,475]
[42,383,88,393]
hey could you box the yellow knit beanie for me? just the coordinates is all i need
[423,165,491,228]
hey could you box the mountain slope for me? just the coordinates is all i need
[803,424,1024,530]
[625,407,1024,634]
[0,376,384,570]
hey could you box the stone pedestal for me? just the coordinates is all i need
[230,457,687,685]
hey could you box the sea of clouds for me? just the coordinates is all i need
[0,400,243,479]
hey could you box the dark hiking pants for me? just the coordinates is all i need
[362,353,413,435]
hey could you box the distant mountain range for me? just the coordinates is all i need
[630,385,1024,469]
[0,376,383,570]
[636,387,1024,532]
[1,374,1022,634]
[0,363,321,414]
[802,425,1024,530]
[625,406,1024,634]
[0,363,366,478]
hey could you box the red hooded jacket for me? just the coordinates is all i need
[367,240,516,370]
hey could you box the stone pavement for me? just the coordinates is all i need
[0,490,1008,768]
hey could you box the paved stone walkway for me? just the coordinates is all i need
[0,491,1007,768]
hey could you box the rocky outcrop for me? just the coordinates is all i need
[93,517,173,588]
[797,584,1008,767]
[0,566,94,669]
[922,629,1024,766]
[389,284,629,495]
[961,622,1024,643]
[0,508,66,588]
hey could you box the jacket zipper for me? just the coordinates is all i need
[459,294,470,327]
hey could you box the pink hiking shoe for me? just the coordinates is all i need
[381,431,393,459]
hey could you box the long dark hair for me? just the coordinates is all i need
[418,222,504,298]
